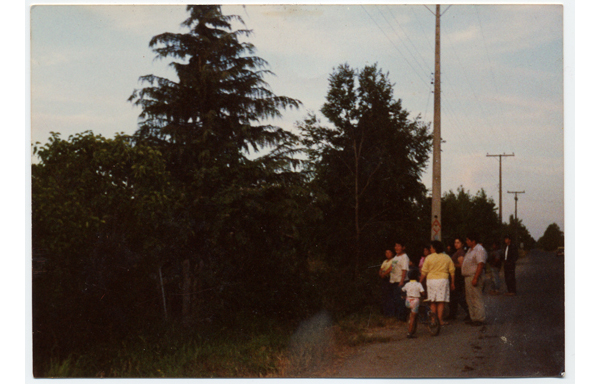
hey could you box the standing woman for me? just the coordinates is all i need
[420,240,455,326]
[448,237,471,321]
[379,249,395,317]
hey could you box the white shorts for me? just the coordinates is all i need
[426,278,450,302]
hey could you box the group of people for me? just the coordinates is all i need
[379,234,519,338]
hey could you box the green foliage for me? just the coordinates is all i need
[32,131,174,373]
[441,186,502,246]
[33,7,318,375]
[298,63,432,311]
[537,223,564,251]
[125,4,318,325]
[504,215,536,250]
[40,319,291,378]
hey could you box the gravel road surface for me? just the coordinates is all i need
[329,249,565,378]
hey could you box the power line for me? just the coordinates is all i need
[361,5,430,89]
[411,6,434,51]
[423,5,435,16]
[474,6,515,151]
[441,5,453,17]
[385,6,432,74]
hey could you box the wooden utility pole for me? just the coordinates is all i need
[486,153,514,224]
[431,4,442,241]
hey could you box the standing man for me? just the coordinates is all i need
[462,233,487,326]
[390,241,410,321]
[503,234,519,296]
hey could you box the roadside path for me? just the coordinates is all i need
[328,249,564,378]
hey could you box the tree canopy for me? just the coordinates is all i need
[33,6,315,373]
[441,186,501,246]
[32,131,173,367]
[537,223,564,251]
[299,63,432,284]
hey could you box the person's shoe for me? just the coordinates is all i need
[504,292,516,296]
[464,319,474,325]
[406,333,417,339]
[470,321,484,326]
[489,290,499,295]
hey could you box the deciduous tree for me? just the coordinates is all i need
[537,222,564,251]
[299,63,431,279]
[32,131,172,368]
[441,186,501,246]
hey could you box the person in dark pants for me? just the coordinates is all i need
[503,235,519,296]
[390,241,410,321]
[448,236,471,321]
[379,249,395,317]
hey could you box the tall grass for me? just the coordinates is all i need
[42,308,396,378]
[43,319,291,378]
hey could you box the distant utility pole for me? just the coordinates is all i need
[431,4,442,241]
[508,190,525,244]
[487,153,514,224]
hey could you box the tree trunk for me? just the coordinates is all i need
[182,259,191,318]
[354,139,361,277]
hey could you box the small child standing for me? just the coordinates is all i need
[402,268,425,338]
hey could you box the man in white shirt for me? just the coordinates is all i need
[390,241,410,321]
[462,233,487,326]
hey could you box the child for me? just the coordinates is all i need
[402,268,425,338]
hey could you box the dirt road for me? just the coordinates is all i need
[328,249,565,378]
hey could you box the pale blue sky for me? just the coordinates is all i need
[11,1,597,382]
[30,1,564,240]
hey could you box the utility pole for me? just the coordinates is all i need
[508,190,525,246]
[486,153,514,225]
[431,4,442,241]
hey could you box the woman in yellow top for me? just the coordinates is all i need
[420,240,455,325]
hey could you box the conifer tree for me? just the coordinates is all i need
[129,5,309,320]
[129,5,300,174]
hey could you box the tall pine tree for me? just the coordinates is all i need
[129,5,311,321]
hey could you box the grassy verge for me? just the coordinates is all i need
[44,319,291,378]
[42,309,397,378]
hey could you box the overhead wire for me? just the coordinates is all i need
[474,6,516,152]
[362,5,498,191]
[411,6,434,52]
[360,5,431,89]
[385,6,432,74]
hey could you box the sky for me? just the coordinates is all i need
[11,1,594,383]
[30,1,564,241]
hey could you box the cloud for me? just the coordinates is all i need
[87,5,187,37]
[447,25,480,44]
